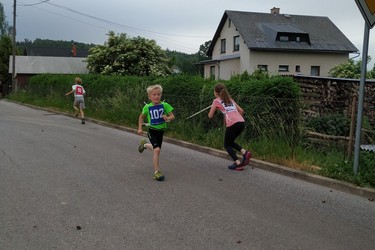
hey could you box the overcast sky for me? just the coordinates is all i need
[3,0,375,66]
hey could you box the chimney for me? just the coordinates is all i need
[271,7,280,14]
[72,42,77,57]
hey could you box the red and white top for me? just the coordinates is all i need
[72,84,85,97]
[211,97,244,127]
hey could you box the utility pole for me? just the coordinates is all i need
[12,0,16,92]
[353,22,370,175]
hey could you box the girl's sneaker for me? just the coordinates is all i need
[228,163,244,171]
[241,151,252,166]
[153,171,165,181]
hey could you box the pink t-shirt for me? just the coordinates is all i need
[212,97,244,127]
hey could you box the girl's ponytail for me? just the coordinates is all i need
[215,83,231,105]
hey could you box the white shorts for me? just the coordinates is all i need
[74,96,85,109]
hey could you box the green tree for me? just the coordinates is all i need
[367,63,375,79]
[197,40,211,61]
[0,3,12,87]
[87,31,172,76]
[328,57,375,79]
[187,40,213,76]
[165,49,202,75]
[328,59,362,78]
[0,3,10,36]
[0,35,12,85]
[16,38,96,50]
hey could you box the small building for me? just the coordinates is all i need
[9,56,88,89]
[8,43,89,91]
[201,8,358,80]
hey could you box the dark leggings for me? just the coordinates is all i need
[224,122,245,161]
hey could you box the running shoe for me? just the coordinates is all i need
[81,118,85,124]
[138,139,147,153]
[153,171,165,181]
[228,163,244,171]
[241,151,252,166]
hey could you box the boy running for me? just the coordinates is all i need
[65,77,86,124]
[138,84,175,181]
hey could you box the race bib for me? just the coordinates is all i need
[149,104,165,125]
[75,86,83,95]
[221,101,237,113]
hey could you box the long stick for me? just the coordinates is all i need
[186,105,211,120]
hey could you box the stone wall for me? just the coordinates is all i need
[293,75,375,127]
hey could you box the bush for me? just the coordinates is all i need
[319,151,375,187]
[306,113,350,136]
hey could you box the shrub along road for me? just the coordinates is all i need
[0,100,374,250]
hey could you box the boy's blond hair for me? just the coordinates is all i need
[75,77,82,84]
[147,84,163,95]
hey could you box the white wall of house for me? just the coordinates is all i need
[203,59,241,80]
[249,50,349,77]
[239,46,251,75]
[203,63,215,79]
[9,56,89,74]
[211,18,240,59]
[206,48,349,80]
[219,59,240,80]
[208,18,248,79]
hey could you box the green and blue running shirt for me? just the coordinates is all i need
[142,102,174,130]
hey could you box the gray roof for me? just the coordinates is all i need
[208,10,358,56]
[24,47,89,57]
[9,56,89,74]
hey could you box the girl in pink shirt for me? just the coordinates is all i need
[208,83,252,171]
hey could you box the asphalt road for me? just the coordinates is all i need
[0,100,374,250]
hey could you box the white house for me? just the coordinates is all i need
[201,8,358,80]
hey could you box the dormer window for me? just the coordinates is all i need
[279,36,289,42]
[276,32,310,44]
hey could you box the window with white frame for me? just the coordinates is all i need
[220,39,226,53]
[279,35,289,42]
[310,66,320,76]
[233,36,240,51]
[210,66,215,79]
[257,65,268,71]
[278,65,289,72]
